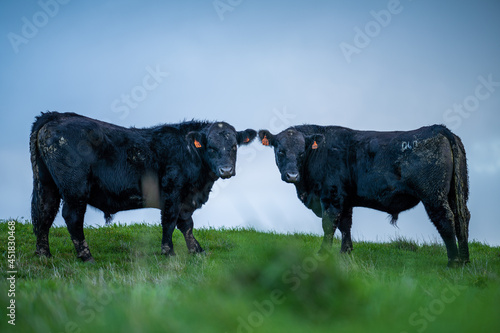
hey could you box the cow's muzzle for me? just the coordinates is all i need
[218,166,234,179]
[284,172,300,183]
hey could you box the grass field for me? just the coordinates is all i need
[1,219,499,333]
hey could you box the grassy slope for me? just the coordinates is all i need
[0,220,499,333]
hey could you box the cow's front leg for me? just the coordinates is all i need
[319,202,341,254]
[177,216,204,254]
[160,199,180,256]
[338,207,353,253]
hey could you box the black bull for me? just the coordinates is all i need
[259,125,470,266]
[30,112,256,261]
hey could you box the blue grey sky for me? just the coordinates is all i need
[1,0,499,245]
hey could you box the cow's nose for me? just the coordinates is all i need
[286,172,299,183]
[219,166,234,178]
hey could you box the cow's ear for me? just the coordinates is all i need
[186,131,206,150]
[237,129,257,146]
[305,134,325,151]
[258,129,275,147]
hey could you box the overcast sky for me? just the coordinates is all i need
[1,0,499,246]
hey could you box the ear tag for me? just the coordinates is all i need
[194,139,202,148]
[312,141,318,150]
[262,135,270,146]
[244,137,250,143]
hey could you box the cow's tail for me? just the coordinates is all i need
[441,126,470,263]
[30,112,61,237]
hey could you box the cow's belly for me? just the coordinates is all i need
[88,188,146,214]
[87,185,145,214]
[353,192,420,215]
[87,167,162,213]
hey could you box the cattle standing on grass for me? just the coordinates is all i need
[30,112,256,261]
[259,125,470,266]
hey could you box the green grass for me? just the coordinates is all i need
[1,220,499,333]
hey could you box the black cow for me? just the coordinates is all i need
[30,112,256,261]
[259,125,470,266]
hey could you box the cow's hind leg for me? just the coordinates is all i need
[338,207,353,253]
[160,204,180,256]
[423,200,459,267]
[177,216,204,254]
[32,180,60,257]
[319,204,340,254]
[62,200,94,262]
[449,195,470,264]
[455,208,470,264]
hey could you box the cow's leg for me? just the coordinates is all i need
[319,203,341,254]
[32,180,60,258]
[338,207,353,253]
[423,200,459,267]
[62,199,94,262]
[456,208,470,264]
[177,216,204,254]
[160,203,180,256]
[449,197,471,264]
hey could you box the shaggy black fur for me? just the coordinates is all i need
[30,112,256,261]
[259,124,470,266]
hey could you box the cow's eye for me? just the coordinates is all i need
[277,150,285,157]
[208,147,216,154]
[232,145,237,151]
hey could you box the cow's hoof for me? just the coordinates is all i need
[340,247,353,254]
[79,254,95,263]
[192,249,206,256]
[161,249,176,256]
[35,249,52,258]
[188,246,205,255]
[447,259,461,268]
[83,257,96,264]
[317,247,334,257]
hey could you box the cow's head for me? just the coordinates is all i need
[259,128,324,183]
[187,122,256,179]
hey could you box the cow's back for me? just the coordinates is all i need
[293,124,455,211]
[349,125,454,208]
[33,113,174,213]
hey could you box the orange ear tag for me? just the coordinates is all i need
[262,135,269,146]
[244,137,250,143]
[194,139,202,148]
[312,141,318,150]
